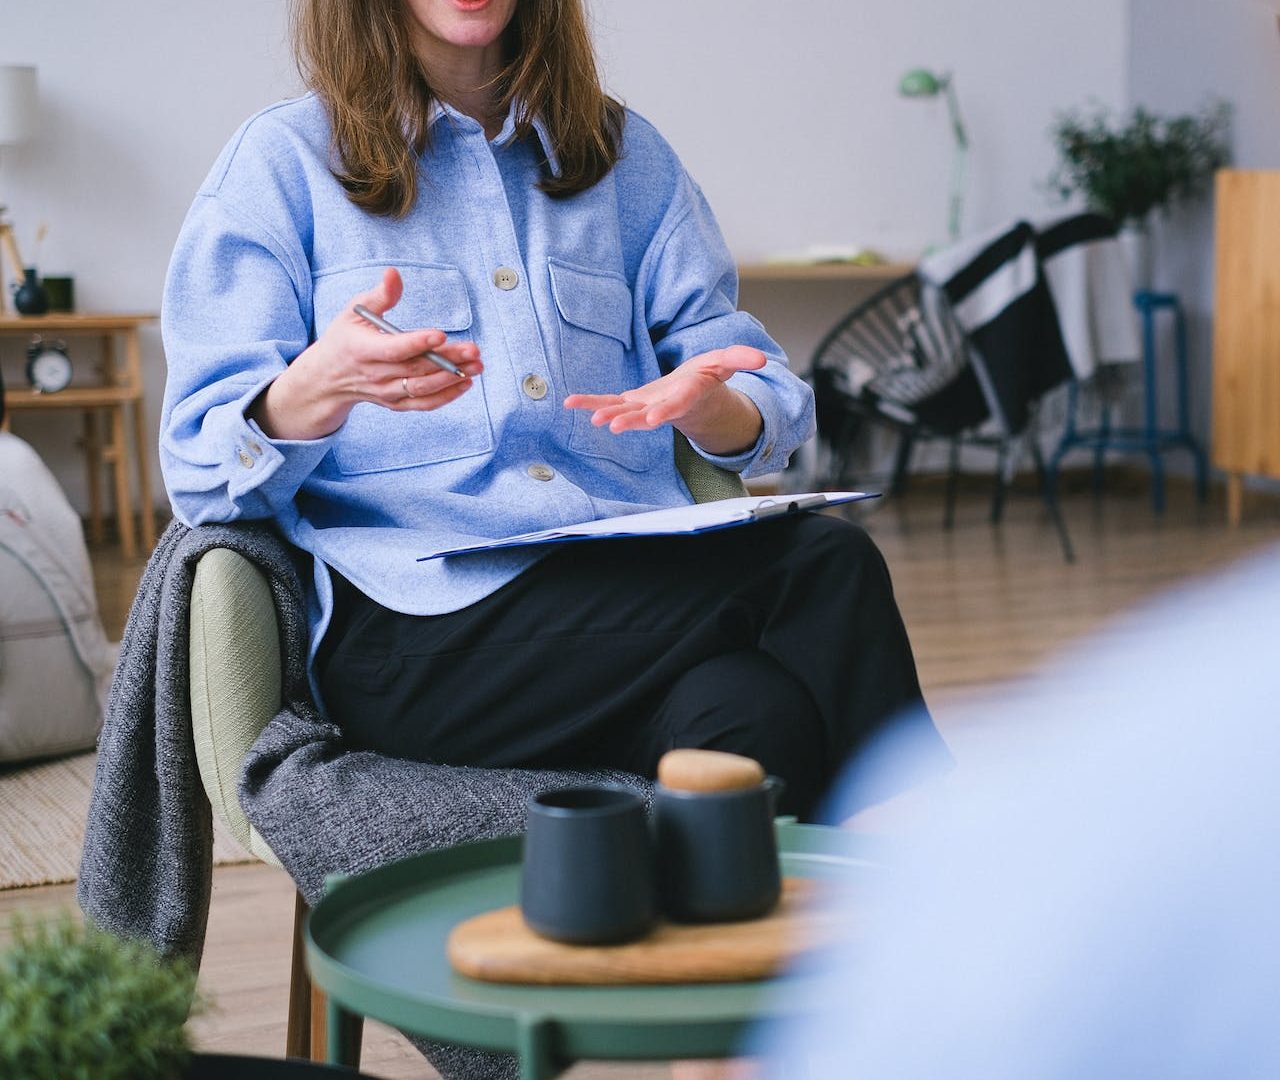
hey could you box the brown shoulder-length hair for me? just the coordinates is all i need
[290,0,624,217]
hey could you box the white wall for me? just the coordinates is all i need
[591,0,1128,259]
[591,0,1130,413]
[1127,0,1280,462]
[3,1,1129,512]
[0,1,296,513]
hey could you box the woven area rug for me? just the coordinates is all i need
[0,752,255,890]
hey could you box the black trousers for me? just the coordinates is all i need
[316,514,945,821]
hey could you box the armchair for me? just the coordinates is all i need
[187,434,747,1066]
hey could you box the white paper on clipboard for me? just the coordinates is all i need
[417,491,877,561]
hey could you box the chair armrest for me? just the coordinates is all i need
[674,431,748,503]
[189,547,283,866]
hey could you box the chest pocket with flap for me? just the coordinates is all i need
[548,257,661,472]
[312,262,493,475]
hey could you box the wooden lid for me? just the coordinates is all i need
[657,749,766,793]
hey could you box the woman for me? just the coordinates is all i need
[160,0,946,821]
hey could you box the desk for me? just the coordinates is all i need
[737,260,914,284]
[1,313,157,558]
[306,824,868,1079]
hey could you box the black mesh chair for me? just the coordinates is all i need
[810,272,1074,560]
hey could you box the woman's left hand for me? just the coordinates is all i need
[563,345,766,457]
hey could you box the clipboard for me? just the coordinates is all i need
[417,491,877,561]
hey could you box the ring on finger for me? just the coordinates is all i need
[402,376,418,399]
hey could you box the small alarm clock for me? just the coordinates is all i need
[26,337,73,394]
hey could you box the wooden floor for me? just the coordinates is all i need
[4,478,1279,1077]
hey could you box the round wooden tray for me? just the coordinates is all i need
[447,876,853,985]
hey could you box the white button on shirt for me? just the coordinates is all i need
[522,374,548,400]
[493,267,520,291]
[527,464,555,482]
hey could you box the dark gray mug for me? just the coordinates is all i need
[654,776,784,923]
[520,785,655,945]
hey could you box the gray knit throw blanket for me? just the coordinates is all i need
[78,519,649,1079]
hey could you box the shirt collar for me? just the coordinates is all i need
[427,97,562,178]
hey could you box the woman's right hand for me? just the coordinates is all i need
[247,267,484,441]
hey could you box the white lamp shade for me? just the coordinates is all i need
[0,65,38,146]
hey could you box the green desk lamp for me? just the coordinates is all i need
[900,68,969,242]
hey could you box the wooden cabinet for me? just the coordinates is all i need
[1,313,157,557]
[1212,170,1280,525]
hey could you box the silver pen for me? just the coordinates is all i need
[353,303,467,379]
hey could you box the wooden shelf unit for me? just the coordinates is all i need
[1212,171,1280,525]
[1,312,158,558]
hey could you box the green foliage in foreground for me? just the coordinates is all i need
[0,914,199,1080]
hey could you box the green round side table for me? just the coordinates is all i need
[305,822,871,1080]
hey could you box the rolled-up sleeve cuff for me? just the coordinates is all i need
[221,378,338,503]
[690,373,788,478]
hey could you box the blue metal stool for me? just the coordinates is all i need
[1047,291,1208,513]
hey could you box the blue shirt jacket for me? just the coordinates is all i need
[161,94,815,659]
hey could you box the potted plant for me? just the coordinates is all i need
[0,915,199,1080]
[1048,100,1231,287]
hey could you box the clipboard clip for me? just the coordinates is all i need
[751,494,830,521]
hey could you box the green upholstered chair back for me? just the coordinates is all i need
[190,548,283,865]
[188,438,746,858]
[673,430,748,502]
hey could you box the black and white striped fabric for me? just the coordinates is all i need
[1037,213,1142,379]
[919,214,1139,435]
[813,273,984,436]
